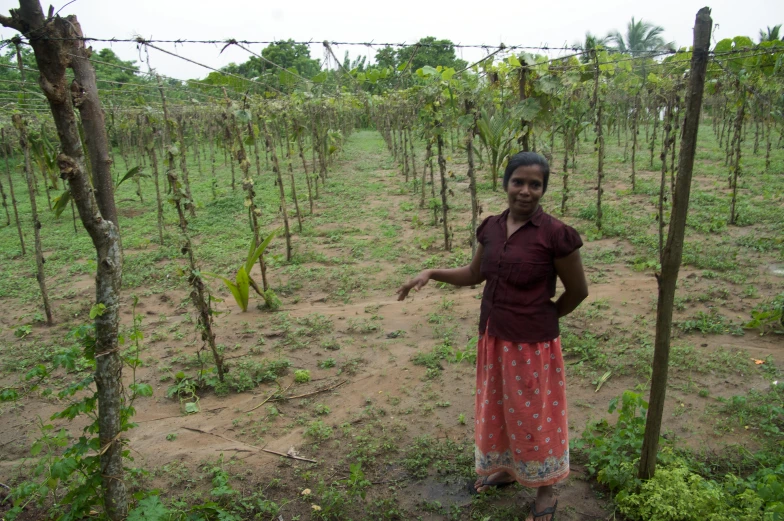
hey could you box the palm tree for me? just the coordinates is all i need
[608,17,675,56]
[759,25,782,42]
[574,32,611,63]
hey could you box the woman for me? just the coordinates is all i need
[397,152,588,521]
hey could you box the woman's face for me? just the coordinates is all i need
[506,165,544,217]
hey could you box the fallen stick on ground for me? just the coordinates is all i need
[182,427,259,450]
[245,382,292,413]
[273,379,348,402]
[261,448,317,464]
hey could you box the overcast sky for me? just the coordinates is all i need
[1,0,782,81]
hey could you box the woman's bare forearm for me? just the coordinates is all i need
[555,289,588,318]
[428,266,484,287]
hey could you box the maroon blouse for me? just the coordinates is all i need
[476,206,583,343]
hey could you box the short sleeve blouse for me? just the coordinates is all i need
[476,206,583,343]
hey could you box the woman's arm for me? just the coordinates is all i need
[553,249,589,317]
[397,243,485,301]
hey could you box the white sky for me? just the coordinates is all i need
[1,0,783,81]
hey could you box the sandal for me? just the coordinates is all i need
[529,499,558,521]
[468,474,516,495]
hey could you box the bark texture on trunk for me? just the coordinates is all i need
[13,115,53,325]
[639,7,712,481]
[2,128,26,254]
[1,3,127,517]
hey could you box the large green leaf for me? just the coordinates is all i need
[115,166,141,188]
[235,266,250,312]
[203,272,244,311]
[52,190,71,218]
[245,229,279,273]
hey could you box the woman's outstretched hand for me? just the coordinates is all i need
[396,270,431,301]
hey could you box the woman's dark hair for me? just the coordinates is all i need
[503,151,550,192]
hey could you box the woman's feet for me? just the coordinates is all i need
[526,486,557,521]
[472,474,558,520]
[473,471,517,493]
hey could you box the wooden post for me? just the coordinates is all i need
[13,115,53,324]
[2,128,25,254]
[2,2,127,517]
[465,100,479,257]
[639,7,712,480]
[436,119,451,252]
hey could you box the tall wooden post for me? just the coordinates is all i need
[639,7,712,480]
[1,2,127,517]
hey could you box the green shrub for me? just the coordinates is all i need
[294,369,311,383]
[614,462,727,521]
[573,390,657,487]
[744,293,784,336]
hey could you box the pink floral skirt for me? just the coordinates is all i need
[474,330,570,487]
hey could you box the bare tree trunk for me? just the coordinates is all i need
[728,96,745,226]
[2,4,128,516]
[465,101,479,256]
[175,115,196,217]
[639,7,712,481]
[168,164,224,380]
[392,121,398,162]
[658,96,674,262]
[2,129,25,253]
[562,130,570,215]
[310,126,319,199]
[408,127,417,180]
[1,143,12,225]
[518,62,531,150]
[249,118,262,178]
[177,115,196,217]
[402,125,409,182]
[262,119,292,261]
[228,142,236,190]
[436,126,450,251]
[284,123,303,232]
[420,139,431,209]
[296,124,314,215]
[145,118,165,245]
[194,121,204,179]
[765,115,772,173]
[591,52,604,231]
[649,104,659,169]
[13,115,53,324]
[631,94,640,191]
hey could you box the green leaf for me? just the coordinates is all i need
[204,272,244,311]
[0,388,19,402]
[127,495,171,521]
[245,230,279,273]
[419,65,438,78]
[130,383,153,397]
[184,402,199,414]
[51,457,78,480]
[89,303,107,319]
[116,166,141,188]
[507,55,521,68]
[312,71,328,83]
[235,266,250,312]
[52,190,71,218]
[31,441,43,456]
[441,67,456,81]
